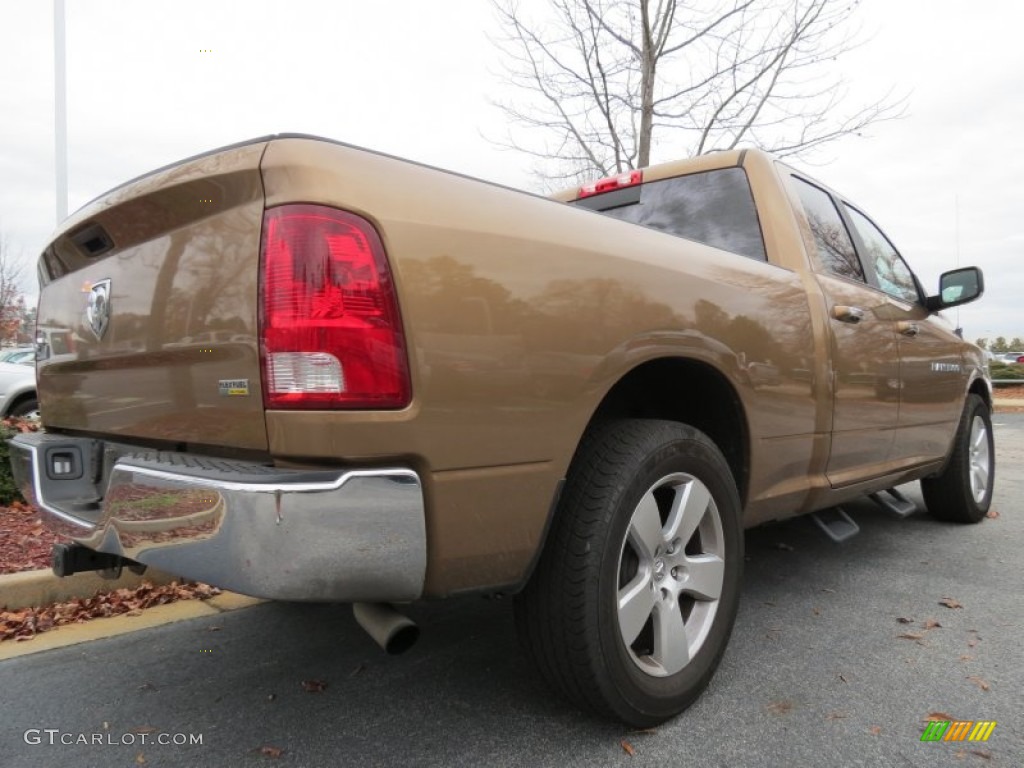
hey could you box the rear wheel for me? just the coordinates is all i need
[921,394,994,523]
[515,419,743,726]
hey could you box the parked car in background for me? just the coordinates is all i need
[996,352,1024,364]
[0,348,36,365]
[0,361,38,418]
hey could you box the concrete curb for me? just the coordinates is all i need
[0,567,180,611]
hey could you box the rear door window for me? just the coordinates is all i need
[791,177,865,282]
[578,167,767,262]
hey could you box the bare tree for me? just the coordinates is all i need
[0,231,27,345]
[492,0,904,185]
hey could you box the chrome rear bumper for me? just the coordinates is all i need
[8,432,426,602]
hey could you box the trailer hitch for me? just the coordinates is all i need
[51,543,147,580]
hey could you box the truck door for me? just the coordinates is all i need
[789,177,901,486]
[841,204,965,467]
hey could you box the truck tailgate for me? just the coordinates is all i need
[36,139,270,451]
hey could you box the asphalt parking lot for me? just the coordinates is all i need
[1,416,1021,767]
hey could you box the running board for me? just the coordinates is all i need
[810,507,860,543]
[868,488,918,518]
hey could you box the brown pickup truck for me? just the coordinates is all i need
[10,135,992,726]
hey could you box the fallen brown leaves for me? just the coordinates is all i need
[0,421,56,572]
[962,753,995,765]
[766,700,793,715]
[966,675,991,691]
[939,597,964,609]
[300,679,328,693]
[0,499,66,574]
[896,615,946,645]
[0,581,221,642]
[259,746,285,758]
[954,749,995,761]
[620,740,635,756]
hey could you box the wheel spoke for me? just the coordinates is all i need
[629,492,665,560]
[651,601,690,675]
[971,420,986,452]
[665,480,710,548]
[617,574,655,646]
[682,554,724,601]
[971,463,988,498]
[969,417,991,502]
[975,442,990,475]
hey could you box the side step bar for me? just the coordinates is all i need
[810,488,918,543]
[868,488,918,518]
[810,507,860,543]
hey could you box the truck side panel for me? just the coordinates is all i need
[260,139,821,594]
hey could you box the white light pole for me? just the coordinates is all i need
[54,0,68,223]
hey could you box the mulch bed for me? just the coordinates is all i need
[994,383,1024,412]
[0,500,63,575]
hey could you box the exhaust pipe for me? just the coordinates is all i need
[353,602,419,655]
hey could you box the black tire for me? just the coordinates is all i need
[921,394,994,523]
[9,397,39,420]
[515,419,743,726]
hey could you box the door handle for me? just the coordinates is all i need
[898,322,920,337]
[831,305,864,324]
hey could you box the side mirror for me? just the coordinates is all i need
[926,267,984,312]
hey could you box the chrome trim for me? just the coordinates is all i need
[14,439,94,533]
[113,461,416,495]
[9,435,427,602]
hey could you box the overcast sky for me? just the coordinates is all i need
[0,0,1021,342]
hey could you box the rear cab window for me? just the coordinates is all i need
[573,167,767,262]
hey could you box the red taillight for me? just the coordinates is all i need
[259,204,410,409]
[578,170,643,199]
